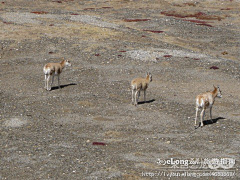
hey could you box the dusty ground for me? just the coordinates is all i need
[0,0,240,179]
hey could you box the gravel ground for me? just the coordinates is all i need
[0,0,240,179]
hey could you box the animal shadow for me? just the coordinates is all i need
[51,83,77,91]
[138,99,155,105]
[203,117,225,126]
[195,117,225,129]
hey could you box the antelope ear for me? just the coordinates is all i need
[213,85,216,88]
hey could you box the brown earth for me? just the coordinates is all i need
[0,0,240,179]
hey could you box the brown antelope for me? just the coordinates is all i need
[43,59,71,91]
[195,85,222,128]
[131,72,152,106]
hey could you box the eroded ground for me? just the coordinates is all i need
[0,0,240,179]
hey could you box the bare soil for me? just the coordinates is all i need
[0,0,240,179]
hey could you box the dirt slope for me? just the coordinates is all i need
[0,0,239,179]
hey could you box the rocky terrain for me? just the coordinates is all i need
[0,0,239,179]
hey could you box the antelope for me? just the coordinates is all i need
[131,72,152,106]
[43,59,71,91]
[195,85,222,128]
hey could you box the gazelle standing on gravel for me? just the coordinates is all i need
[195,85,222,128]
[43,59,71,91]
[131,72,152,106]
